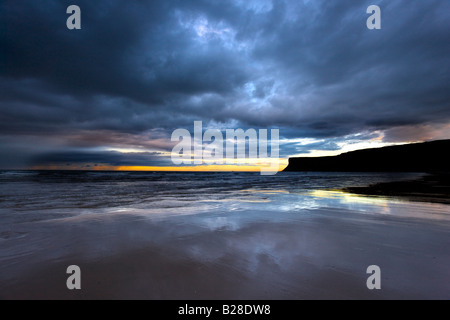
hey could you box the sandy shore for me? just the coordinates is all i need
[1,206,449,300]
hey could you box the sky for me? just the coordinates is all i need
[1,0,449,171]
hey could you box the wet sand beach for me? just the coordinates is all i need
[1,172,449,300]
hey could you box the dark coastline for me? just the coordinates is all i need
[283,140,450,204]
[283,140,450,173]
[343,173,450,204]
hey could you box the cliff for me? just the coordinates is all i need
[283,140,450,172]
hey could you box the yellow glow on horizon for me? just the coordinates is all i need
[117,165,260,172]
[30,161,289,172]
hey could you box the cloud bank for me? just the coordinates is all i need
[1,0,449,169]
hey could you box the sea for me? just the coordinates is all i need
[0,171,449,299]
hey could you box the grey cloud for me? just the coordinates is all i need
[31,150,171,167]
[0,0,449,166]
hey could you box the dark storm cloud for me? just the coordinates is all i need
[1,0,247,100]
[0,0,251,134]
[0,0,449,167]
[218,0,450,137]
[32,150,171,167]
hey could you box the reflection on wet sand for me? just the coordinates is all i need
[1,188,449,300]
[1,172,449,299]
